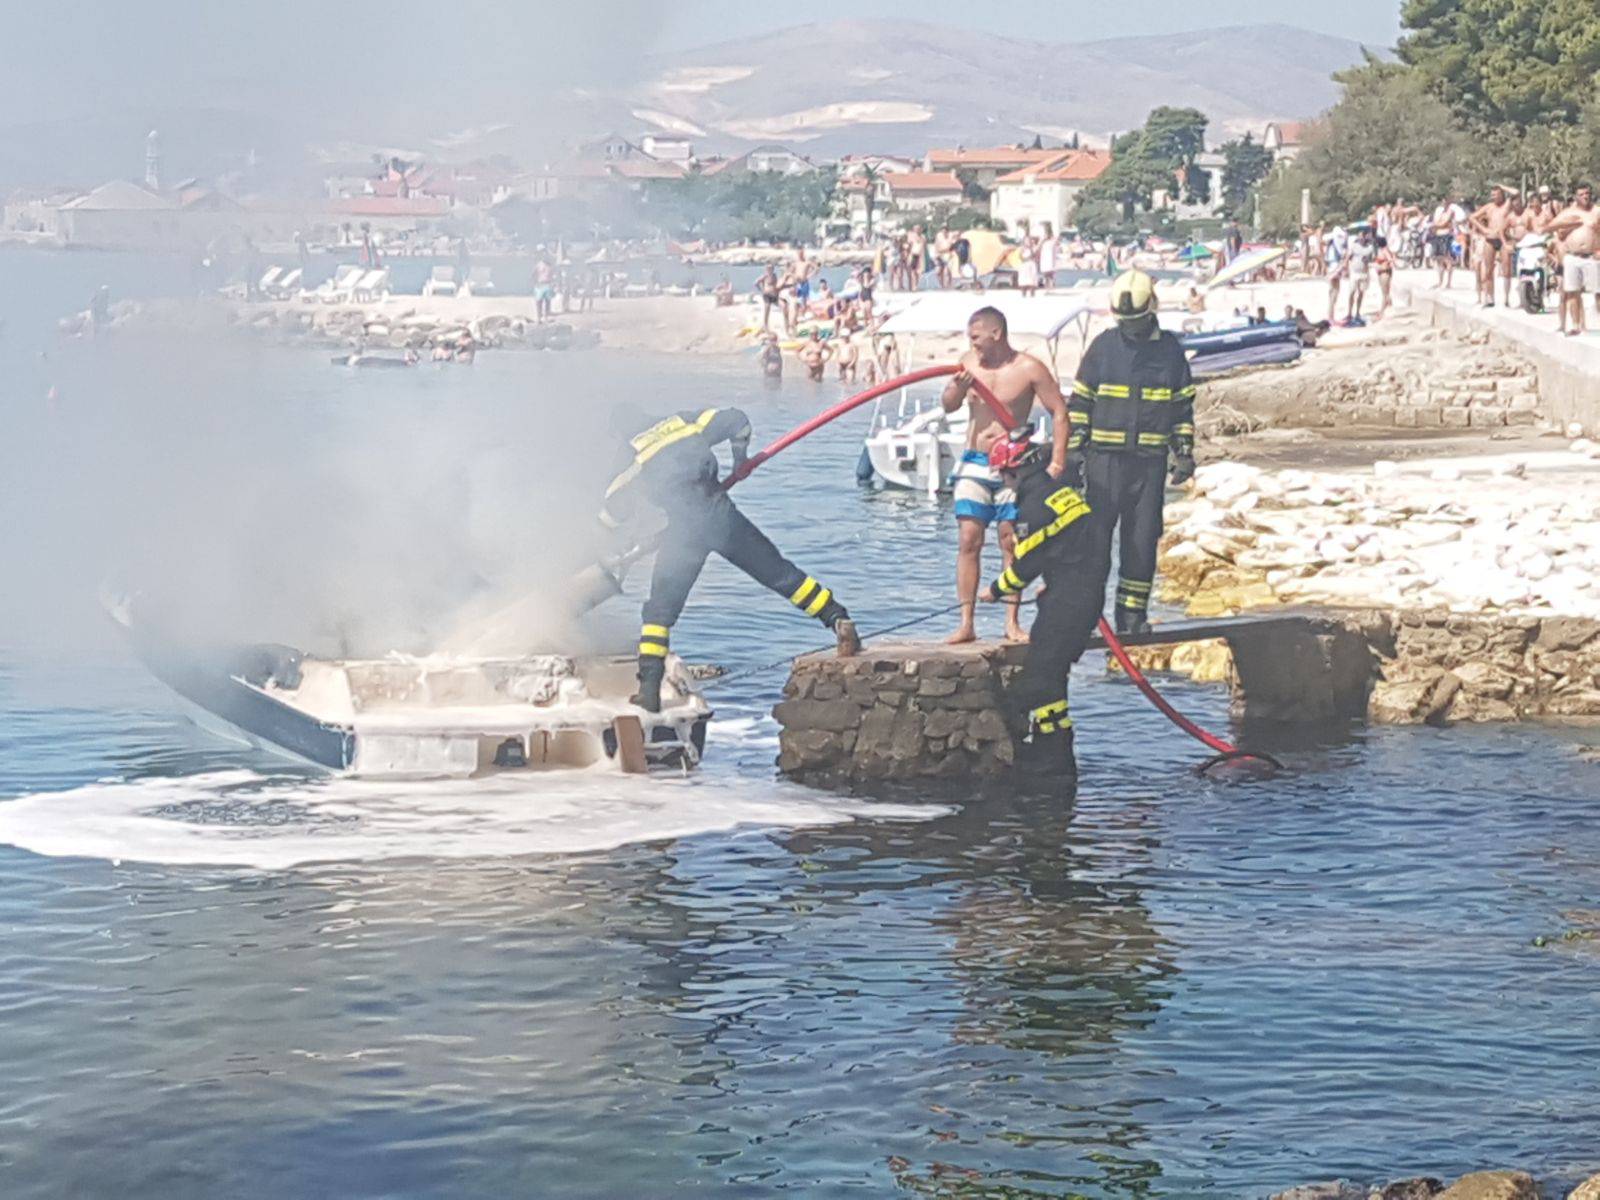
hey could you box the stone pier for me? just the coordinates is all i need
[771,611,1600,784]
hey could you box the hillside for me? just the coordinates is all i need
[616,19,1371,155]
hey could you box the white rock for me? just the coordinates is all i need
[1568,422,1586,439]
[1429,465,1463,482]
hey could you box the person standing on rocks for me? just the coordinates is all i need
[600,404,860,712]
[941,306,1070,645]
[1066,270,1195,636]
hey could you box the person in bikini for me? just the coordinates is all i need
[939,306,1070,644]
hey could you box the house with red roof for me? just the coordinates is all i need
[924,146,1067,190]
[1262,122,1310,164]
[989,150,1112,235]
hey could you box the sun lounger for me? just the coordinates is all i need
[351,269,390,303]
[422,266,458,297]
[256,266,283,295]
[459,266,495,297]
[305,264,364,303]
[273,267,303,296]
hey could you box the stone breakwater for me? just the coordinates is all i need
[1162,458,1600,620]
[1273,1167,1600,1200]
[230,301,598,353]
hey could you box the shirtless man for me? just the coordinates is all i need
[1430,197,1464,289]
[939,306,1070,644]
[1469,186,1513,307]
[836,333,859,383]
[797,330,832,380]
[1548,184,1600,336]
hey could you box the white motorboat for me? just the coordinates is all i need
[860,293,1094,494]
[109,598,711,779]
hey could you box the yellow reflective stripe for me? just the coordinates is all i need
[1143,387,1173,400]
[1179,385,1197,398]
[1137,432,1168,445]
[1173,423,1195,436]
[629,408,722,465]
[641,624,670,639]
[604,461,642,499]
[803,586,833,617]
[1091,428,1127,444]
[638,642,669,657]
[789,577,818,606]
[1014,497,1089,559]
[1096,383,1130,397]
[995,566,1025,594]
[1071,379,1094,398]
[1118,579,1152,592]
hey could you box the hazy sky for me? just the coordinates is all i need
[659,0,1401,49]
[0,0,1399,127]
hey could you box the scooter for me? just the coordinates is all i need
[1516,233,1552,313]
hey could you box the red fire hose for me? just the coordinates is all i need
[723,365,1276,772]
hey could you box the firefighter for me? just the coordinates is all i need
[602,405,860,712]
[978,425,1109,787]
[1066,269,1196,635]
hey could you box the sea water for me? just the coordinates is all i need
[2,248,1599,1197]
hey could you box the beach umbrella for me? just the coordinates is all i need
[1177,244,1216,262]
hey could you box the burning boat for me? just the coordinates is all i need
[109,599,711,779]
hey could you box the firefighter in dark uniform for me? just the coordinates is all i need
[1066,270,1196,635]
[978,426,1110,787]
[602,405,860,712]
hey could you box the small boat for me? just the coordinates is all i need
[109,600,711,778]
[1181,320,1302,377]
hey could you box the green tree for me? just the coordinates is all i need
[1399,0,1600,131]
[1259,56,1489,226]
[1219,133,1275,218]
[1077,106,1210,217]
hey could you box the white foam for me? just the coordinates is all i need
[0,717,944,871]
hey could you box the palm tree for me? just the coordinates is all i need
[857,162,883,241]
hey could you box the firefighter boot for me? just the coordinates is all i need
[1114,606,1152,637]
[1018,726,1078,796]
[632,655,665,714]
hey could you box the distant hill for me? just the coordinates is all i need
[0,19,1373,190]
[612,19,1371,156]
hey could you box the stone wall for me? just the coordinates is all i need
[775,642,1023,785]
[1197,318,1543,434]
[1414,291,1600,437]
[1369,610,1600,722]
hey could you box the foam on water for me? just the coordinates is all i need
[0,716,945,870]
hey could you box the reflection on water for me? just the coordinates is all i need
[2,252,1600,1197]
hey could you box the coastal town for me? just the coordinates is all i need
[4,3,1600,1199]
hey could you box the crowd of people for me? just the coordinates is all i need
[1301,183,1600,334]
